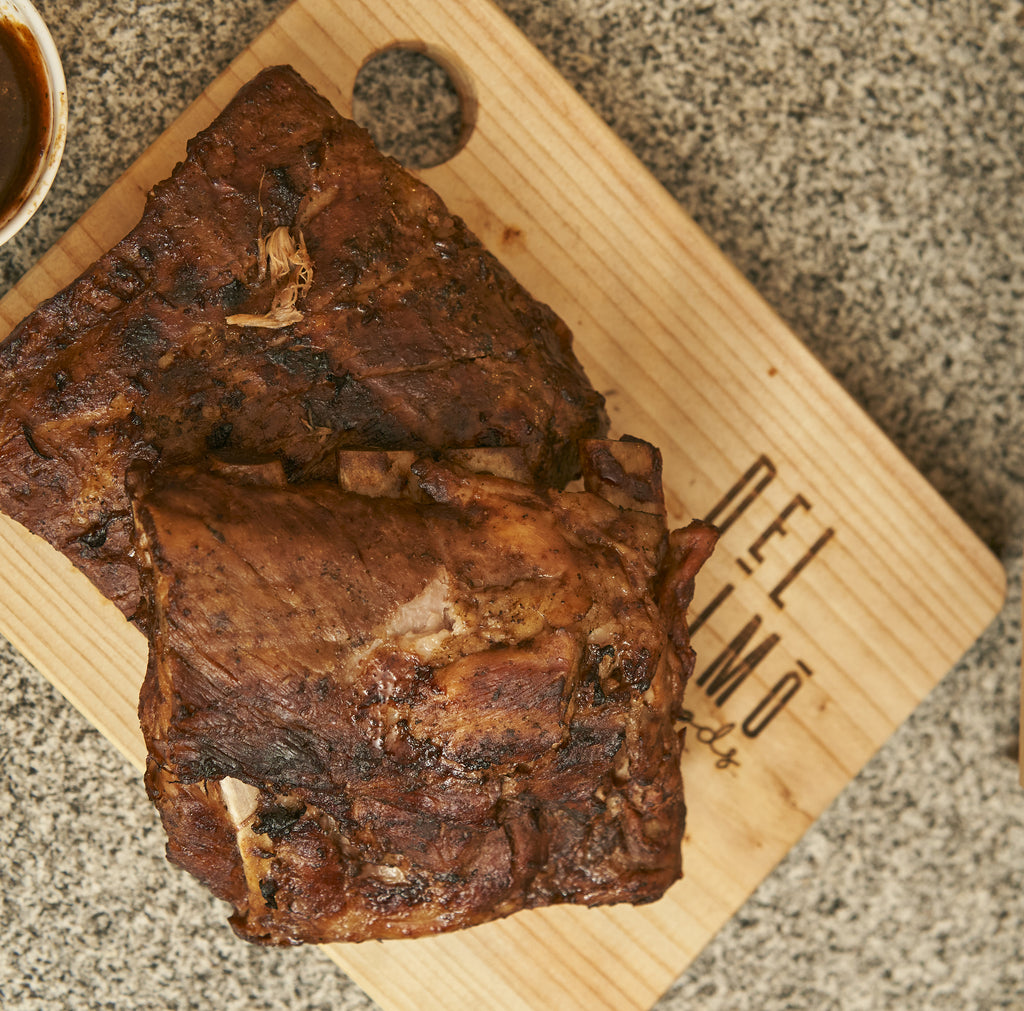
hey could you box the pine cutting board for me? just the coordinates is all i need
[0,1,1006,1008]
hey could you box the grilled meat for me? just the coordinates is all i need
[131,441,716,945]
[0,65,607,616]
[0,63,713,946]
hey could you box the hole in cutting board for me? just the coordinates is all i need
[352,45,476,170]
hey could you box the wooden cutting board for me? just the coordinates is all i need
[0,0,1006,1008]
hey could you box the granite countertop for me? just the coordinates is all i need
[1,1,1023,1008]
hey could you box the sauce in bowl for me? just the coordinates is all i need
[0,16,51,223]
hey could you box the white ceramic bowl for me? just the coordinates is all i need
[0,0,67,247]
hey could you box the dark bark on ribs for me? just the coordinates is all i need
[131,441,716,945]
[0,66,607,616]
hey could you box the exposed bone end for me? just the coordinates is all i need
[336,450,419,498]
[219,776,261,827]
[208,454,288,488]
[579,437,665,515]
[217,777,278,925]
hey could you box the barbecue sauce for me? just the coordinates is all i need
[0,18,50,222]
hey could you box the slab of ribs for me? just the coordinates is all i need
[0,65,716,944]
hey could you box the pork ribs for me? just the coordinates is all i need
[0,65,607,616]
[130,440,717,945]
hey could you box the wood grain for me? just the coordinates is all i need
[0,0,1006,1008]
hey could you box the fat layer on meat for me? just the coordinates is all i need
[131,440,716,945]
[0,65,607,616]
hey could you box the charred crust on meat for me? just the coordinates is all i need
[217,278,249,310]
[78,519,111,549]
[259,877,279,909]
[20,423,52,460]
[187,753,239,783]
[0,333,25,369]
[264,164,303,220]
[168,263,207,308]
[205,423,234,452]
[619,647,654,692]
[105,261,145,301]
[254,803,307,840]
[346,741,382,781]
[120,316,161,360]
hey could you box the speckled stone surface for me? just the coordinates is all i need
[1,1,1023,1008]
